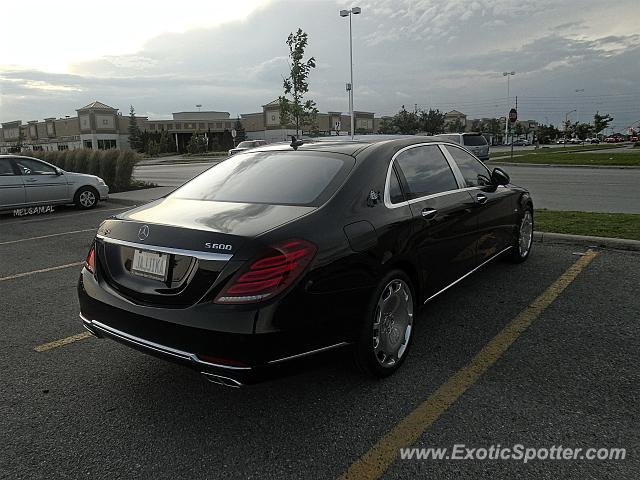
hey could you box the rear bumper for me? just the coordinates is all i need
[78,268,355,385]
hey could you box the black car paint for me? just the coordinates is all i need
[78,137,531,384]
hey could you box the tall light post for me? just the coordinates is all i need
[503,71,515,144]
[574,89,584,124]
[340,6,361,139]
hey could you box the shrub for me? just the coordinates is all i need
[66,149,81,171]
[99,149,119,188]
[146,140,160,157]
[114,150,137,191]
[57,151,68,170]
[74,149,90,173]
[634,141,640,148]
[86,150,101,177]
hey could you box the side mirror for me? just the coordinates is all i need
[55,168,63,176]
[491,167,510,186]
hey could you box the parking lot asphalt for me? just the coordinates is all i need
[1,204,638,479]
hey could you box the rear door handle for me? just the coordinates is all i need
[421,208,438,220]
[24,178,38,183]
[476,194,488,205]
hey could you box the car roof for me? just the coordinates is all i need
[246,135,447,156]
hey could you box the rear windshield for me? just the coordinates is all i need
[463,135,488,146]
[170,151,354,206]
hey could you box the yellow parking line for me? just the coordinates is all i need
[34,331,93,352]
[0,261,84,282]
[339,249,598,480]
[0,228,95,246]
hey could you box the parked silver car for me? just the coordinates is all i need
[0,155,109,211]
[228,140,267,156]
[434,133,490,161]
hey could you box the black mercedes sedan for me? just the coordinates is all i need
[78,136,533,386]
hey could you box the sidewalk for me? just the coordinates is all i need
[107,187,175,206]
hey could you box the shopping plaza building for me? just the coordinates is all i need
[0,100,382,153]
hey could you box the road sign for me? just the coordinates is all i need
[509,108,517,123]
[231,129,237,138]
[334,121,341,131]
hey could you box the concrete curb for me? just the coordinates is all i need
[488,162,640,169]
[534,231,640,251]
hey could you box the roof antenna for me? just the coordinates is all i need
[290,135,304,151]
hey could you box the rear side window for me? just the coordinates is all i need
[14,158,56,175]
[395,145,459,199]
[0,159,16,175]
[438,134,459,144]
[388,167,405,204]
[462,135,488,146]
[171,151,354,206]
[446,146,491,187]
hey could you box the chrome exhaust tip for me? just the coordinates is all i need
[201,372,243,388]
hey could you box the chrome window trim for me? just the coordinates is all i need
[383,141,467,209]
[80,314,252,370]
[442,143,492,187]
[96,234,233,262]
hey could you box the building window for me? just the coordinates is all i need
[167,124,174,130]
[102,119,109,125]
[83,140,93,149]
[216,122,222,129]
[198,123,205,129]
[58,144,69,151]
[97,139,117,150]
[174,123,181,129]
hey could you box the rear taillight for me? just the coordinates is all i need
[85,244,95,274]
[214,239,317,304]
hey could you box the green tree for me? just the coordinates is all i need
[234,119,246,143]
[447,118,465,133]
[377,118,397,134]
[158,130,170,154]
[279,28,318,136]
[419,108,445,134]
[593,112,613,136]
[128,105,143,152]
[575,123,593,140]
[186,132,207,154]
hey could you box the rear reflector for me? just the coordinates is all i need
[214,239,317,304]
[85,244,95,274]
[196,354,248,368]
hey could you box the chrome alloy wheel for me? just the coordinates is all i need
[372,279,413,368]
[519,210,533,257]
[79,190,96,208]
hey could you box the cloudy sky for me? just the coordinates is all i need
[1,0,639,132]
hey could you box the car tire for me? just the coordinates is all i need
[74,186,99,209]
[508,204,533,263]
[353,269,416,378]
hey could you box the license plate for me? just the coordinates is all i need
[132,249,168,281]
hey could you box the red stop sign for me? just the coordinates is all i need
[509,108,517,123]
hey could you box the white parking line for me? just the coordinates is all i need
[0,206,127,226]
[0,262,84,282]
[0,228,96,246]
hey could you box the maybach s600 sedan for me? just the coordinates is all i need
[78,136,533,387]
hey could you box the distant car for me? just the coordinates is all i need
[510,139,530,147]
[434,133,489,161]
[228,140,267,156]
[0,155,109,211]
[629,136,638,142]
[556,139,566,144]
[569,138,583,145]
[604,136,617,143]
[586,138,600,144]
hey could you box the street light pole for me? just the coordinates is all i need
[574,89,584,124]
[503,71,515,145]
[340,7,361,139]
[564,109,577,147]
